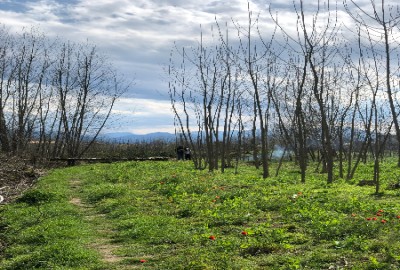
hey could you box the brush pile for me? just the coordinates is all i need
[0,156,45,204]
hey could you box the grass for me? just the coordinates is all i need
[1,159,400,269]
[0,169,103,269]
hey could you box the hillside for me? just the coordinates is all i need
[98,132,176,142]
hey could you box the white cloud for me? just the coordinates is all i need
[1,0,397,134]
[105,97,175,134]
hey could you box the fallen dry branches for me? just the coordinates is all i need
[0,157,45,204]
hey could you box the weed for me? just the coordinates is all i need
[2,160,400,269]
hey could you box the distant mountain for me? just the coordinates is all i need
[98,132,176,142]
[98,130,248,143]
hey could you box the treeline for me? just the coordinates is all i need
[169,0,400,192]
[0,25,128,161]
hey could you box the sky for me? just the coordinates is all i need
[0,0,268,134]
[0,0,397,134]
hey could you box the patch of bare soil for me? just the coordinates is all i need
[69,197,84,207]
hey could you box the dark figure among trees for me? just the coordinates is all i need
[184,147,191,160]
[176,145,184,160]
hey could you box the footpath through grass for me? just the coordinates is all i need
[1,160,400,269]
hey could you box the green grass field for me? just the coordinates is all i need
[1,160,400,269]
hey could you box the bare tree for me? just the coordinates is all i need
[169,24,245,172]
[270,0,341,183]
[337,25,370,181]
[297,0,341,183]
[233,4,279,178]
[271,61,309,182]
[0,25,14,153]
[345,0,400,166]
[169,45,207,169]
[0,27,52,156]
[55,42,126,158]
[0,26,128,160]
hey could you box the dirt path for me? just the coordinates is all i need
[68,178,135,268]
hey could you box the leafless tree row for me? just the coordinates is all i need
[0,25,128,161]
[169,0,400,191]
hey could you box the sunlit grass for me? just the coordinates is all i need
[1,159,400,269]
[0,167,104,270]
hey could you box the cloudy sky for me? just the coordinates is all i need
[0,0,270,134]
[0,0,396,134]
